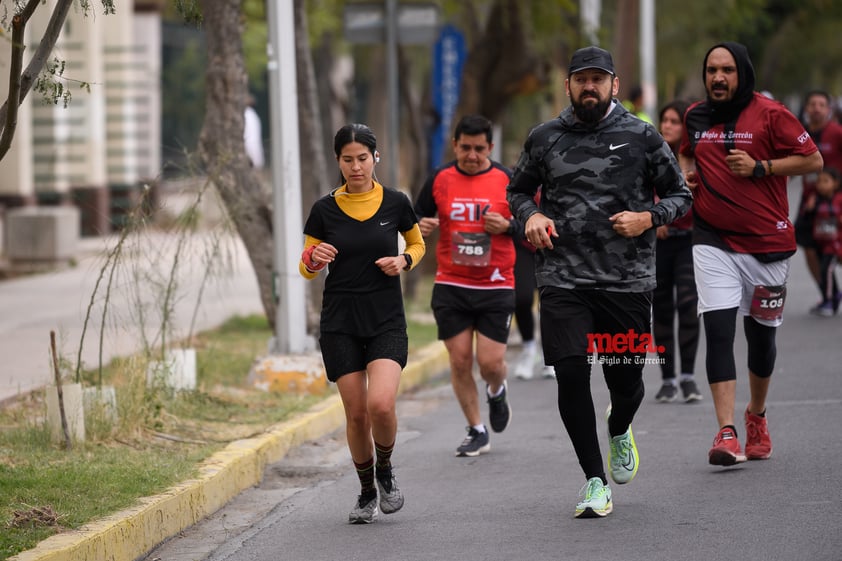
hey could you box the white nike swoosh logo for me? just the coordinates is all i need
[380,221,390,226]
[609,143,629,150]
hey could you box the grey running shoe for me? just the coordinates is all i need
[606,405,639,485]
[680,379,703,402]
[375,469,404,514]
[487,383,512,432]
[655,381,678,403]
[455,427,490,457]
[348,493,378,524]
[575,477,613,518]
[810,302,835,317]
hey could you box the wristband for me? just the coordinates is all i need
[301,245,326,273]
[402,253,412,271]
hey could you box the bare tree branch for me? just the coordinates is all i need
[0,0,74,160]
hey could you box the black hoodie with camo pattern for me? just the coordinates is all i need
[507,101,692,292]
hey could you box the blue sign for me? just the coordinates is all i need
[430,24,466,170]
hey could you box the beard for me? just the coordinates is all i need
[571,93,611,124]
[707,83,733,105]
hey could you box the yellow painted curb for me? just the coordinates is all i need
[9,341,448,561]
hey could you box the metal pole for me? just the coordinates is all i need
[581,0,602,45]
[266,0,309,354]
[640,0,657,120]
[385,0,399,188]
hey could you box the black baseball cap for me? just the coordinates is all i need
[568,46,615,76]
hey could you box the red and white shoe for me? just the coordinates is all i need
[745,409,773,460]
[708,426,747,466]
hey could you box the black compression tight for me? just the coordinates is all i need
[703,308,738,384]
[552,355,644,482]
[703,308,778,383]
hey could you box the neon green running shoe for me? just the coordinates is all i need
[575,477,613,518]
[606,405,639,484]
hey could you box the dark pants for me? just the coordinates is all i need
[652,233,699,379]
[818,253,839,307]
[540,287,651,482]
[514,242,537,343]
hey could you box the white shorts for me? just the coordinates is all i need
[692,244,790,327]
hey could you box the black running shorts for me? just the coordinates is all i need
[539,287,652,365]
[430,283,514,343]
[319,329,408,382]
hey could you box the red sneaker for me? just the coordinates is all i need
[745,409,772,460]
[708,427,746,466]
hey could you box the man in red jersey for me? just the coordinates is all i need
[794,90,842,307]
[679,42,823,467]
[415,114,517,457]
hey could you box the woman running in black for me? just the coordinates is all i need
[299,124,425,523]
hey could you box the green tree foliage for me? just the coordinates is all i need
[760,0,842,97]
[654,0,842,103]
[242,0,267,92]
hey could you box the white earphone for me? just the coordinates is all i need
[374,151,381,163]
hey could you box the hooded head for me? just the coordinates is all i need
[703,42,756,124]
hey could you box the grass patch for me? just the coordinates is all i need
[0,444,203,559]
[0,280,438,560]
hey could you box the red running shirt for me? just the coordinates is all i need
[415,161,515,289]
[802,120,842,203]
[681,93,819,254]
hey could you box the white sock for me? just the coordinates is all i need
[472,424,487,434]
[680,373,694,382]
[487,384,505,398]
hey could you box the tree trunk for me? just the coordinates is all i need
[294,0,330,333]
[398,46,430,300]
[197,0,276,328]
[454,0,550,124]
[613,0,639,99]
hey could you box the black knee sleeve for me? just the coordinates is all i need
[703,308,738,384]
[744,316,777,378]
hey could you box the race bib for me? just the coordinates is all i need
[813,217,838,243]
[451,231,491,266]
[750,285,786,322]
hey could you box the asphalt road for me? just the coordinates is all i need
[143,232,842,561]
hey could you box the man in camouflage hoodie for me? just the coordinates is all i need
[507,46,692,519]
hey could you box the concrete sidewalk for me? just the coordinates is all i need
[0,231,264,404]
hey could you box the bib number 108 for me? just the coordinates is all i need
[750,285,786,322]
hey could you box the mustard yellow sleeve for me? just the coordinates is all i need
[299,234,323,279]
[401,224,426,271]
